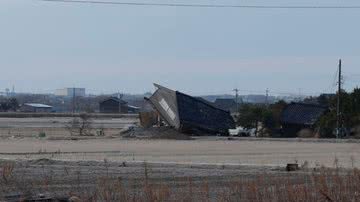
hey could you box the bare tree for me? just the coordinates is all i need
[66,113,93,136]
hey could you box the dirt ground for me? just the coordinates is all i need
[0,117,359,168]
[0,138,359,168]
[0,117,360,201]
[0,117,138,139]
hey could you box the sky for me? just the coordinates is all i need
[1,0,360,96]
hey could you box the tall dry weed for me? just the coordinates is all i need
[2,162,360,202]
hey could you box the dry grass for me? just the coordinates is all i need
[89,168,360,202]
[1,161,360,202]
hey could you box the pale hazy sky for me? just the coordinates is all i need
[1,0,360,96]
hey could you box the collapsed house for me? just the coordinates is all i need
[146,84,235,135]
[281,102,328,137]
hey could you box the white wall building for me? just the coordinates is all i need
[55,88,86,97]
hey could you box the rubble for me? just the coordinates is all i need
[120,126,192,140]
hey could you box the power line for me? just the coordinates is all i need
[41,0,360,9]
[323,67,339,93]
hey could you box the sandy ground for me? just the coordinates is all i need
[0,117,138,129]
[0,138,359,168]
[0,117,359,200]
[0,117,138,139]
[0,117,359,168]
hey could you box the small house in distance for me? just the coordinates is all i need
[20,103,53,113]
[280,102,328,137]
[99,97,140,114]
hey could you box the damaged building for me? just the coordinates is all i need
[281,102,328,137]
[146,84,235,135]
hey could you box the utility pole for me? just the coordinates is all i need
[336,59,342,138]
[12,85,15,96]
[72,87,76,114]
[118,92,124,113]
[265,88,269,106]
[233,88,239,113]
[298,88,302,102]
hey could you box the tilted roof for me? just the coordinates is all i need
[176,92,235,133]
[148,84,235,134]
[281,102,328,126]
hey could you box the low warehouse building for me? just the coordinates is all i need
[21,103,53,113]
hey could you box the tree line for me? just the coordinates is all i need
[0,98,19,112]
[236,88,360,138]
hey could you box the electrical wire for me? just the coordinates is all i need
[41,0,360,9]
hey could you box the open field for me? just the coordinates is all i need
[0,117,360,168]
[0,117,138,139]
[0,138,359,168]
[0,113,138,118]
[0,117,138,129]
[1,117,360,201]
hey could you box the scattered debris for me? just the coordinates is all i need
[146,84,235,135]
[68,196,81,202]
[38,131,46,138]
[4,193,69,202]
[139,111,159,128]
[121,126,192,140]
[30,158,57,165]
[286,163,299,172]
[229,126,255,137]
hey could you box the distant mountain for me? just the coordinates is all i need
[200,94,235,102]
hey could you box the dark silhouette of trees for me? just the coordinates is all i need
[0,98,19,112]
[317,88,360,138]
[236,101,287,137]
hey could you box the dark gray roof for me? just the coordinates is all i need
[281,102,328,125]
[100,97,127,105]
[176,92,235,134]
[148,84,235,134]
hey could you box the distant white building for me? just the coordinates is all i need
[55,88,86,97]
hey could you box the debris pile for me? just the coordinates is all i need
[121,126,192,140]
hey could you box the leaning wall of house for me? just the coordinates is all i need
[149,88,180,129]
